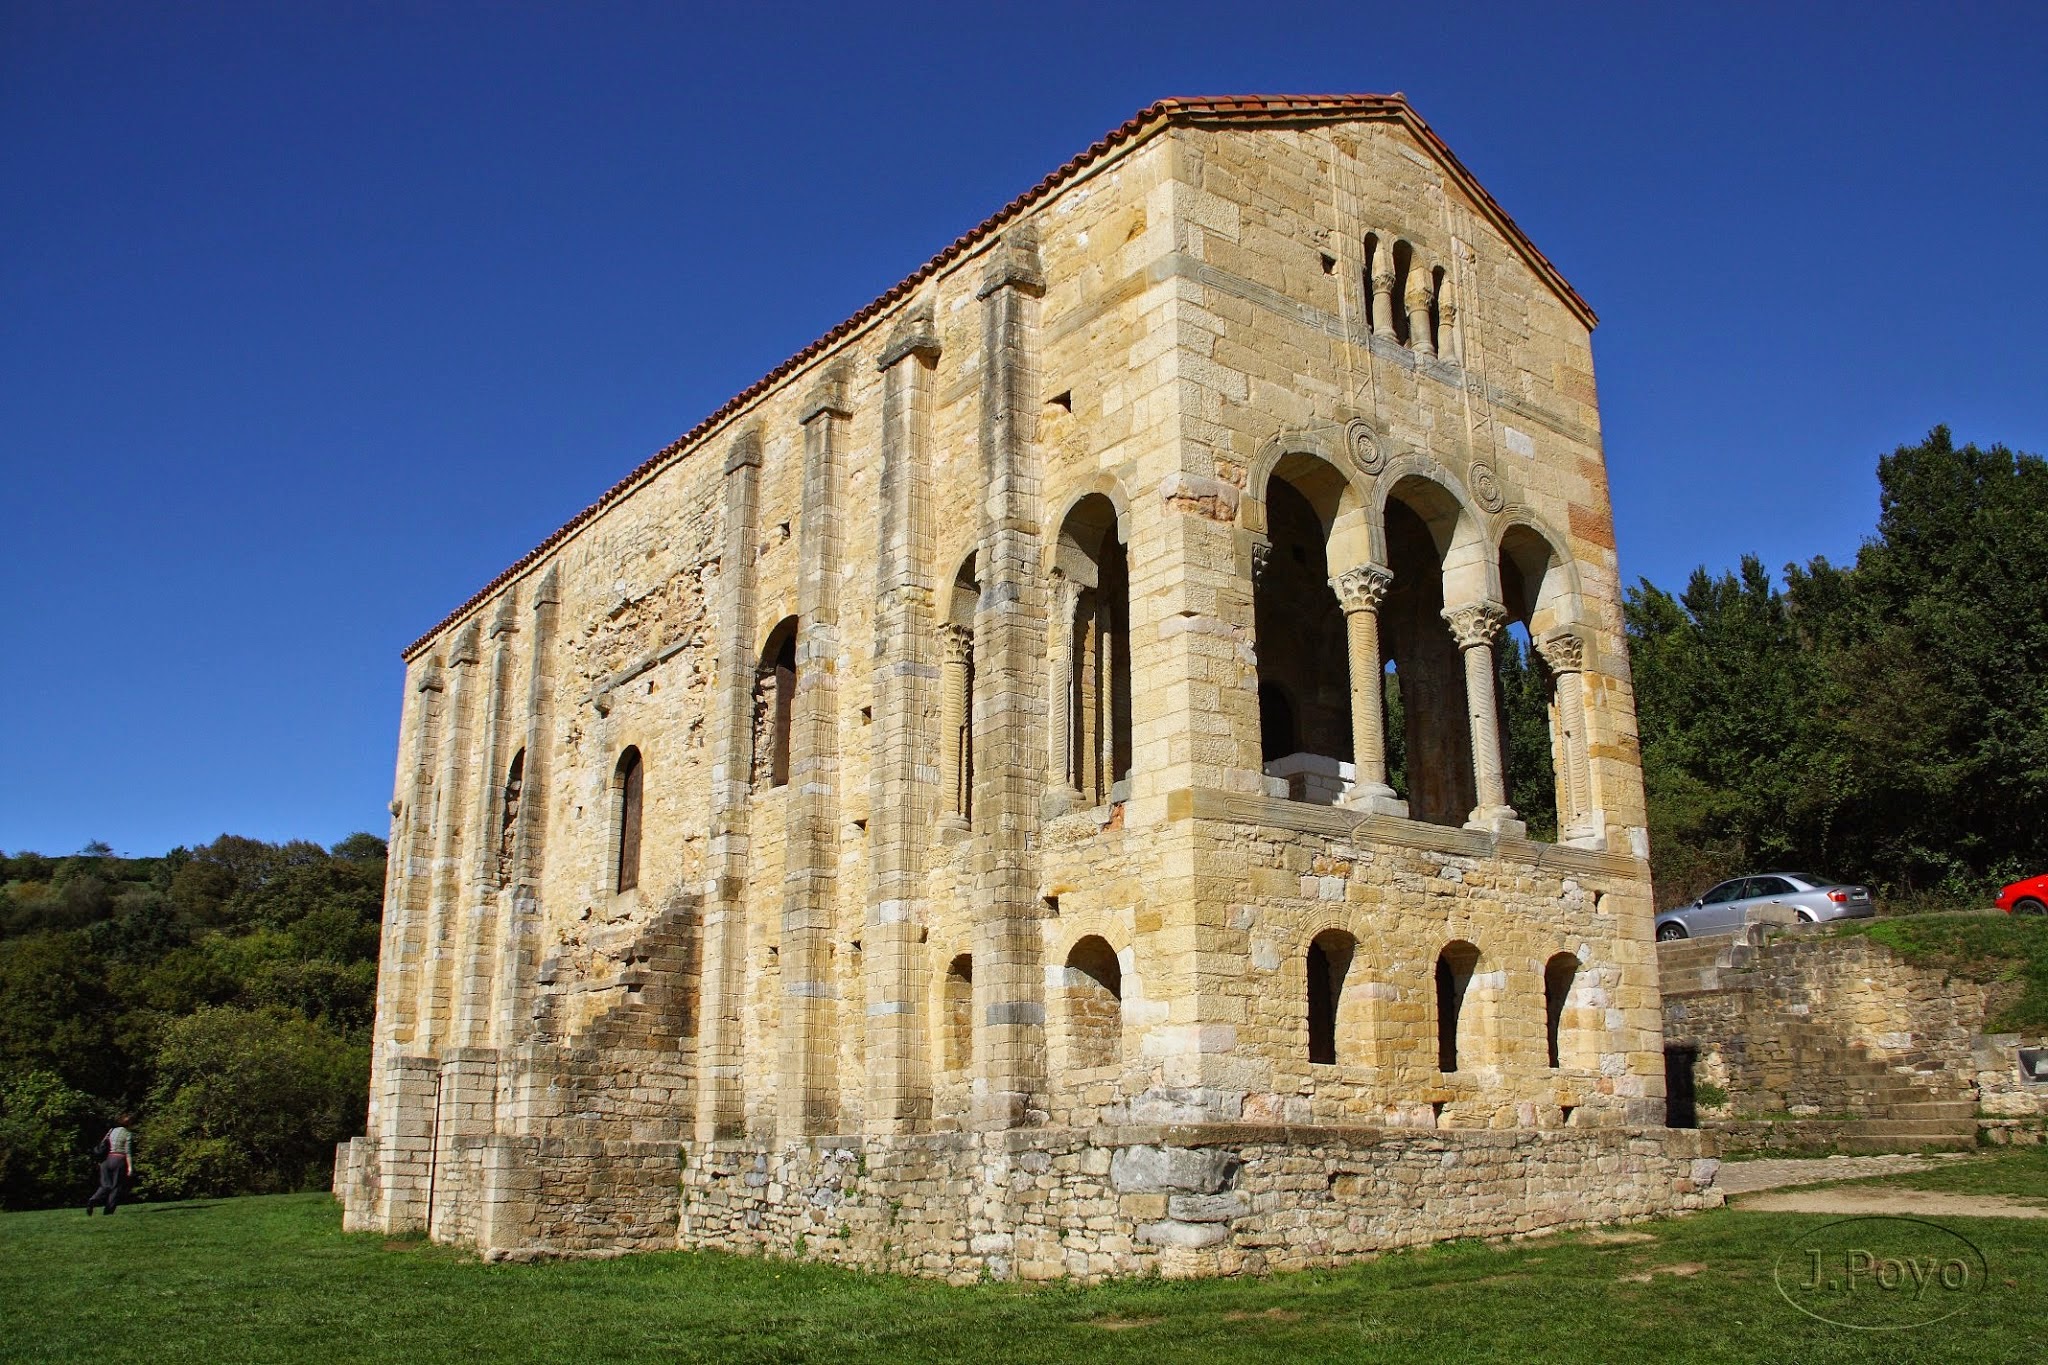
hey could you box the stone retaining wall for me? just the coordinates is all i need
[678,1124,1717,1284]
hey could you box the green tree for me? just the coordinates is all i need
[0,1069,99,1210]
[142,1006,368,1200]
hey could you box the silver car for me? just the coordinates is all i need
[1654,873,1874,941]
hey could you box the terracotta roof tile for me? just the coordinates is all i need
[402,94,1590,660]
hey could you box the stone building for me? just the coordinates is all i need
[336,94,1716,1279]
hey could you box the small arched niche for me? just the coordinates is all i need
[1306,928,1356,1065]
[1063,935,1123,1070]
[1435,940,1481,1073]
[941,952,973,1075]
[1544,951,1581,1070]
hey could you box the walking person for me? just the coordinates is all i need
[85,1115,135,1215]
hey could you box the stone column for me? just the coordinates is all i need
[1438,283,1461,366]
[780,372,850,1139]
[1095,591,1117,798]
[864,304,942,1134]
[971,227,1049,1130]
[1370,249,1397,339]
[1406,264,1436,359]
[1044,568,1081,812]
[1443,602,1524,836]
[417,620,481,1045]
[693,428,762,1143]
[1331,565,1406,815]
[495,566,558,1049]
[1537,629,1596,845]
[936,624,973,833]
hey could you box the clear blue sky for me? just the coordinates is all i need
[3,2,2043,857]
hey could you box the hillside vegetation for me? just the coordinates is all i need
[1627,428,2047,903]
[0,836,382,1210]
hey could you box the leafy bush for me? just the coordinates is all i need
[0,1069,99,1210]
[142,1006,368,1200]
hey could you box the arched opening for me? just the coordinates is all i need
[1435,940,1480,1073]
[1064,935,1123,1070]
[1053,495,1132,803]
[1254,459,1353,804]
[940,556,978,827]
[1390,239,1414,346]
[1381,481,1478,826]
[612,746,643,894]
[1544,952,1580,1070]
[1306,929,1355,1065]
[496,748,525,887]
[1500,526,1584,842]
[942,952,973,1074]
[756,618,799,789]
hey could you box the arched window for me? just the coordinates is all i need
[496,748,525,887]
[612,746,643,894]
[1436,940,1479,1072]
[1053,495,1132,804]
[1390,239,1414,346]
[1380,480,1485,827]
[1252,459,1352,804]
[1306,929,1355,1065]
[1064,935,1123,1069]
[1544,952,1580,1069]
[942,953,973,1073]
[756,618,799,789]
[940,556,978,828]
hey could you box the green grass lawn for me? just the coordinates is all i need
[5,1170,2045,1364]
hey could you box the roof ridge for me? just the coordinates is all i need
[402,94,1587,661]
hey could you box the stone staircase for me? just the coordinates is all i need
[1660,929,1978,1154]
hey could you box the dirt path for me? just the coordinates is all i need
[1714,1153,1971,1196]
[1736,1187,2048,1219]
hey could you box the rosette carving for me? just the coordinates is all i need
[1469,460,1506,513]
[1346,417,1387,475]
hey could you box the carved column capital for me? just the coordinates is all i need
[1370,264,1396,291]
[447,620,482,667]
[1405,271,1435,310]
[1330,564,1394,615]
[1442,602,1507,651]
[877,302,941,370]
[488,592,519,640]
[1535,629,1586,675]
[1249,537,1273,585]
[799,369,853,425]
[939,622,974,666]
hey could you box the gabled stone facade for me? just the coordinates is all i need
[337,95,1716,1279]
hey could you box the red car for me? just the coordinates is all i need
[1995,875,2048,915]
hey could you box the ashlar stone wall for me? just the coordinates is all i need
[338,95,1706,1278]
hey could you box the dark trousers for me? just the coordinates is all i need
[86,1157,124,1213]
